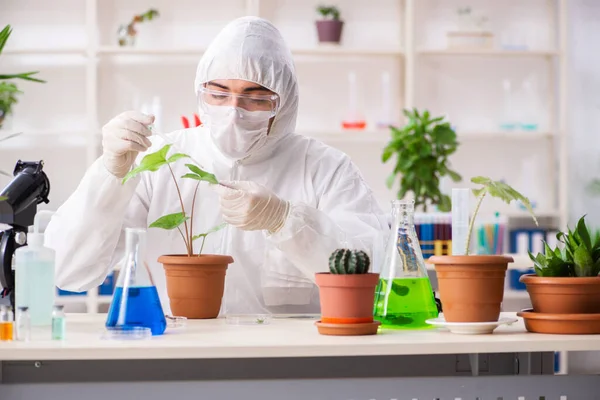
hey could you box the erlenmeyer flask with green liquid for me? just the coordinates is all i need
[374,200,439,329]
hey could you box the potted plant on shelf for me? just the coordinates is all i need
[123,144,233,319]
[382,109,462,213]
[315,5,344,44]
[429,176,537,323]
[315,249,380,336]
[117,9,160,47]
[0,25,46,129]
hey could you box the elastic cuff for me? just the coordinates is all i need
[267,200,291,235]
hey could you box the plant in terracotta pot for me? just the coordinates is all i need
[315,5,344,44]
[315,249,380,336]
[123,144,233,319]
[520,215,600,315]
[429,176,537,323]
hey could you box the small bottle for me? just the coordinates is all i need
[16,306,31,342]
[51,305,66,340]
[0,305,14,341]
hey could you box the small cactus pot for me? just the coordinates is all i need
[315,273,380,324]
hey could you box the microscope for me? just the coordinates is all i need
[0,160,50,306]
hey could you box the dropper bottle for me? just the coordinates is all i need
[14,210,56,326]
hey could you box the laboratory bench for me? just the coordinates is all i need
[1,313,600,400]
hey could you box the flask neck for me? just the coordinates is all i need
[391,201,416,229]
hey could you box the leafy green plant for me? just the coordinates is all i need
[529,216,600,277]
[316,5,341,20]
[465,176,538,255]
[0,25,46,127]
[119,9,160,46]
[382,109,461,212]
[328,249,371,274]
[123,144,224,256]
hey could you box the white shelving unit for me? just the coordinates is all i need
[0,0,567,312]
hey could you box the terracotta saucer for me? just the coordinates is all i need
[315,320,381,336]
[518,308,600,334]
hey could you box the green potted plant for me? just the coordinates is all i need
[382,109,462,212]
[315,5,344,44]
[123,144,233,319]
[315,249,380,336]
[429,176,537,323]
[520,215,600,316]
[0,25,46,129]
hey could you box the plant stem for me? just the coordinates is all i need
[465,190,487,255]
[176,227,187,249]
[189,182,200,254]
[168,164,191,255]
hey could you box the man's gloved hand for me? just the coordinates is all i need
[102,111,155,178]
[214,181,290,233]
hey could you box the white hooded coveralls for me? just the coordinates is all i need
[45,17,388,316]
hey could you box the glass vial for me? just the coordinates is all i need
[0,305,14,341]
[51,305,66,340]
[16,306,31,342]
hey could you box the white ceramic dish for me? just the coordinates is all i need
[425,316,519,335]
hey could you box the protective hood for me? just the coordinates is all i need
[194,17,299,163]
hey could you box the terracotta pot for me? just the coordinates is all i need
[315,273,379,324]
[315,20,344,43]
[518,309,600,334]
[519,274,600,314]
[430,255,513,323]
[158,254,233,319]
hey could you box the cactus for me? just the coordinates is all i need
[328,249,371,274]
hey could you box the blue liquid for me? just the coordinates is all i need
[106,286,166,336]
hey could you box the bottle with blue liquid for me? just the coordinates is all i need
[106,228,166,336]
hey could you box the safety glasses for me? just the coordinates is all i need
[197,86,280,116]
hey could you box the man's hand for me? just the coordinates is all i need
[214,181,290,233]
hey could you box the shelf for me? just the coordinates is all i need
[418,49,559,57]
[97,46,205,56]
[504,291,531,300]
[2,47,86,55]
[300,130,390,144]
[98,296,113,304]
[292,47,404,57]
[0,129,89,149]
[458,131,554,140]
[55,295,87,305]
[505,209,561,218]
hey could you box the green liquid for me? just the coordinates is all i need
[373,277,439,330]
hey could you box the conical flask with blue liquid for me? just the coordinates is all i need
[106,228,166,336]
[373,200,439,329]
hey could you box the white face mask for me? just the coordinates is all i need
[204,104,272,160]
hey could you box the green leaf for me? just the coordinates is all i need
[574,246,594,277]
[470,176,492,185]
[182,164,218,184]
[576,216,592,252]
[382,146,394,163]
[432,125,457,145]
[191,223,227,241]
[385,174,395,189]
[167,153,189,163]
[122,144,172,183]
[438,194,451,212]
[0,196,6,201]
[149,212,189,230]
[447,169,462,182]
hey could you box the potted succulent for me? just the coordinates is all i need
[315,249,380,336]
[429,177,537,323]
[0,25,46,129]
[521,216,600,315]
[315,5,344,44]
[123,144,233,319]
[382,109,461,212]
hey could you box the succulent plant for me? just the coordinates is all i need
[328,249,370,274]
[529,215,600,277]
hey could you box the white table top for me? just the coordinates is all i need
[1,313,600,361]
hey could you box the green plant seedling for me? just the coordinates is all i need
[465,176,538,255]
[123,144,225,256]
[316,5,341,20]
[382,108,461,212]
